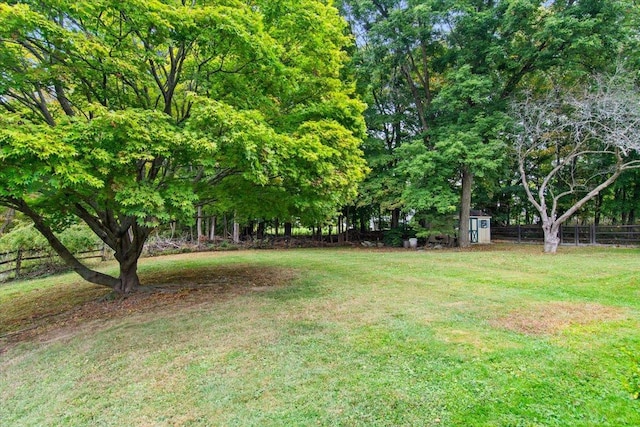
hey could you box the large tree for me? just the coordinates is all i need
[341,0,444,231]
[0,0,366,293]
[510,71,640,253]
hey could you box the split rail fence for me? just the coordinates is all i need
[492,224,640,246]
[0,246,106,281]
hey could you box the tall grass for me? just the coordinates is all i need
[1,244,640,426]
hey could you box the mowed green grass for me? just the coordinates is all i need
[1,244,640,426]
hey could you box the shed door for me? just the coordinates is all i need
[469,218,479,243]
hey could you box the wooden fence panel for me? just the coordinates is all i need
[492,225,545,243]
[0,246,106,282]
[492,224,640,246]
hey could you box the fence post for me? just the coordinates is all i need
[591,224,596,244]
[575,224,579,246]
[15,249,22,278]
[517,224,521,243]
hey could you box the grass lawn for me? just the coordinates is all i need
[1,244,640,426]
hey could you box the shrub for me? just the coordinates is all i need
[0,224,48,253]
[382,227,416,247]
[0,223,101,254]
[59,224,102,254]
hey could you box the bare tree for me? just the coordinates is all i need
[510,71,640,253]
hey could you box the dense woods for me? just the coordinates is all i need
[1,0,640,290]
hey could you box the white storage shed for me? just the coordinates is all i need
[469,211,491,244]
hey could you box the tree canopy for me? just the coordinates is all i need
[341,0,636,245]
[0,0,367,293]
[2,0,639,275]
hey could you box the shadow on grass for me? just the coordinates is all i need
[1,264,300,353]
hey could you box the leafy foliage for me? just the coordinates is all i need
[341,0,636,245]
[0,224,100,254]
[382,226,416,247]
[0,0,366,292]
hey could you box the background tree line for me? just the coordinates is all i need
[2,0,640,292]
[339,0,640,251]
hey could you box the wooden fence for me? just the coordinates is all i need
[0,247,106,281]
[492,224,640,246]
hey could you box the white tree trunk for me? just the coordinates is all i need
[233,220,240,243]
[542,220,560,253]
[196,206,203,243]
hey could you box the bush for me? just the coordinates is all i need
[382,227,416,247]
[59,224,102,254]
[0,223,101,254]
[0,224,48,253]
[410,213,457,240]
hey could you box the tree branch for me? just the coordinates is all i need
[11,198,119,289]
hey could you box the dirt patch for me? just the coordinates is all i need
[0,265,298,353]
[492,301,626,336]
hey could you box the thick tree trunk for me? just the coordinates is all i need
[112,224,149,294]
[391,208,400,229]
[115,256,141,294]
[458,167,473,248]
[284,222,292,238]
[16,199,121,289]
[542,220,560,253]
[10,194,158,294]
